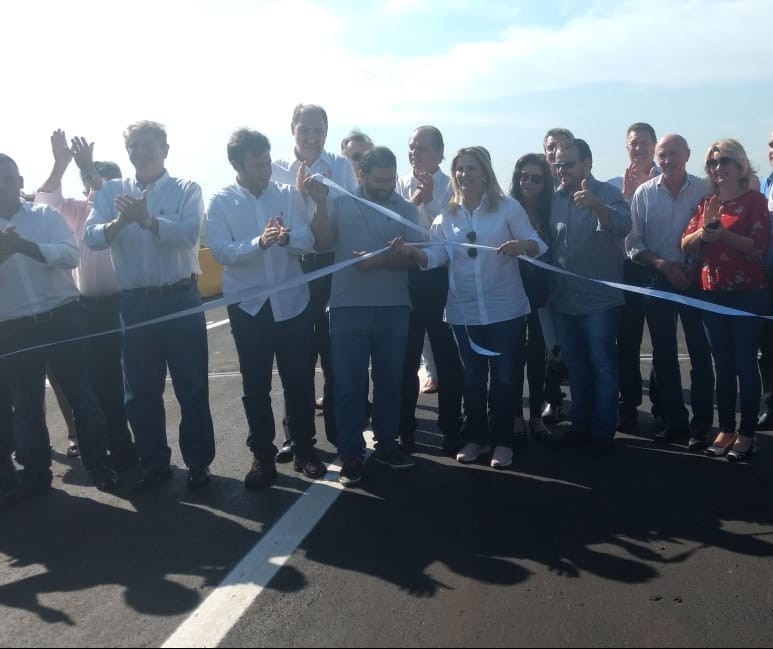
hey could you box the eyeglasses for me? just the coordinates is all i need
[706,156,735,170]
[551,160,577,170]
[519,172,544,184]
[349,152,364,162]
[466,231,477,258]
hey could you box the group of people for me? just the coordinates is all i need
[0,106,771,502]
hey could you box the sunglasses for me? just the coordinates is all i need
[551,161,577,170]
[706,156,735,170]
[349,152,364,162]
[466,231,477,258]
[519,172,544,184]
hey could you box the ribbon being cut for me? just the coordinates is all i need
[1,178,766,361]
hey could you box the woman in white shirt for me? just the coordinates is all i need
[396,146,547,468]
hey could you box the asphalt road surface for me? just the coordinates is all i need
[1,304,772,648]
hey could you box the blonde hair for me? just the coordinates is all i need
[449,146,505,214]
[704,138,756,192]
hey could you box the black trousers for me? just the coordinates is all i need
[399,267,463,437]
[229,302,316,458]
[300,252,337,444]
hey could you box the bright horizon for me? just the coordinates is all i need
[4,0,772,202]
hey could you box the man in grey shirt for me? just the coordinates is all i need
[549,138,631,456]
[626,134,713,450]
[307,146,421,486]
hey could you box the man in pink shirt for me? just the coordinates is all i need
[35,130,136,469]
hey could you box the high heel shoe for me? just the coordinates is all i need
[727,437,757,463]
[705,433,738,457]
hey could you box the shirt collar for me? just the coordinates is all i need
[135,170,170,192]
[286,149,334,172]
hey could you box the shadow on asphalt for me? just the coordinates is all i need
[0,465,320,625]
[299,413,773,597]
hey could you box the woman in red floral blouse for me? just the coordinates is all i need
[682,139,770,462]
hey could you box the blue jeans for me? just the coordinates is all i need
[0,300,109,474]
[555,308,621,439]
[701,289,768,437]
[329,306,410,460]
[120,280,215,471]
[228,302,316,458]
[452,317,526,447]
[644,277,714,433]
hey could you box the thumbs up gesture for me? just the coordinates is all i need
[573,178,600,211]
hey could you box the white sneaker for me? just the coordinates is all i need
[456,442,490,463]
[490,445,513,468]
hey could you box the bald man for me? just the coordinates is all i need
[625,134,714,451]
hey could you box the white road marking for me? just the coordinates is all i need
[162,437,374,648]
[206,319,229,330]
[162,469,345,648]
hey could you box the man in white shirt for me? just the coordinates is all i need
[607,122,660,436]
[271,104,358,458]
[0,153,119,504]
[626,134,713,450]
[395,125,463,454]
[84,121,215,491]
[207,129,325,488]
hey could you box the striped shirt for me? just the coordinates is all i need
[548,176,631,315]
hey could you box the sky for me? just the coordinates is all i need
[3,0,773,200]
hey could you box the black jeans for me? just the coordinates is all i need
[515,309,547,416]
[399,267,463,437]
[81,294,134,456]
[228,302,316,458]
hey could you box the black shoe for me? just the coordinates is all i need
[556,428,592,448]
[441,434,460,456]
[398,431,416,454]
[616,409,639,435]
[588,437,615,458]
[293,451,326,480]
[374,445,416,470]
[687,432,710,453]
[187,465,211,489]
[653,424,689,445]
[108,445,139,472]
[0,469,52,505]
[275,441,294,464]
[0,455,15,492]
[133,466,173,491]
[244,455,277,489]
[89,464,120,492]
[757,411,773,431]
[541,400,566,424]
[339,457,363,487]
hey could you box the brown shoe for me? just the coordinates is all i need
[244,455,277,489]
